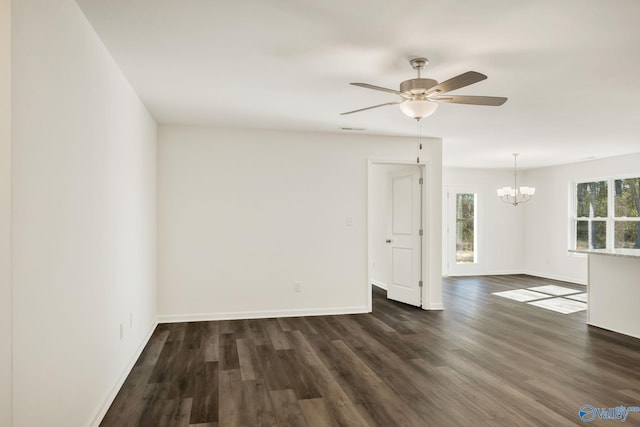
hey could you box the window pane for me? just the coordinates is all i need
[615,221,640,249]
[577,220,606,249]
[456,193,475,264]
[592,221,607,249]
[576,220,588,250]
[614,178,640,217]
[576,181,608,217]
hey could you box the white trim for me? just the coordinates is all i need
[89,320,158,427]
[446,272,484,277]
[371,280,388,290]
[486,269,526,275]
[423,303,444,310]
[157,306,370,323]
[587,254,591,324]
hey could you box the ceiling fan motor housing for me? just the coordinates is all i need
[400,78,438,95]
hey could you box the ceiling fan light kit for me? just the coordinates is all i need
[399,99,438,119]
[342,57,507,119]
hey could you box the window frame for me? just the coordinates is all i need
[571,175,640,250]
[454,192,477,264]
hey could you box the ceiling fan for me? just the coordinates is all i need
[341,57,507,119]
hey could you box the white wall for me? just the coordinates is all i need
[158,126,442,320]
[12,1,157,426]
[443,167,526,276]
[0,0,12,425]
[524,152,640,285]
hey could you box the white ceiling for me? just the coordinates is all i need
[75,0,640,168]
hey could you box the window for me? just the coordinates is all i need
[572,177,640,250]
[614,178,640,249]
[455,193,476,263]
[574,180,607,250]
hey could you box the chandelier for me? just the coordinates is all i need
[497,153,535,206]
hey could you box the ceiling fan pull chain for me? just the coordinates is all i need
[416,118,422,164]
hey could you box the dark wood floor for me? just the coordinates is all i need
[101,275,640,426]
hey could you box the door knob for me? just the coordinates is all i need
[385,239,392,243]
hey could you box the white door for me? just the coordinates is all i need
[446,185,485,276]
[386,167,422,307]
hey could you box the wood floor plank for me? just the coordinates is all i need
[136,327,169,366]
[254,343,292,391]
[285,331,372,427]
[217,369,242,426]
[99,364,155,427]
[298,398,339,427]
[276,348,322,400]
[303,316,344,341]
[158,398,193,427]
[236,338,259,381]
[136,383,171,427]
[245,319,272,346]
[237,379,277,427]
[166,348,199,399]
[149,341,182,384]
[265,318,293,350]
[218,333,239,370]
[329,339,424,427]
[270,389,309,427]
[101,275,640,427]
[189,362,218,424]
[202,322,219,363]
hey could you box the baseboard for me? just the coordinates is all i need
[371,280,388,290]
[423,303,444,310]
[89,319,158,427]
[446,269,587,286]
[486,270,526,276]
[157,306,370,323]
[522,270,587,286]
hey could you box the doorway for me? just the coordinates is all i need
[368,162,425,308]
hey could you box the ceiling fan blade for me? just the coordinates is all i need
[428,71,487,94]
[340,101,402,115]
[433,95,507,106]
[350,83,409,97]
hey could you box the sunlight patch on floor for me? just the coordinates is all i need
[492,285,587,314]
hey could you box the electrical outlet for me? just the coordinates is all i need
[346,216,353,226]
[119,323,124,340]
[294,282,302,293]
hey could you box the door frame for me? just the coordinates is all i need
[367,159,442,311]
